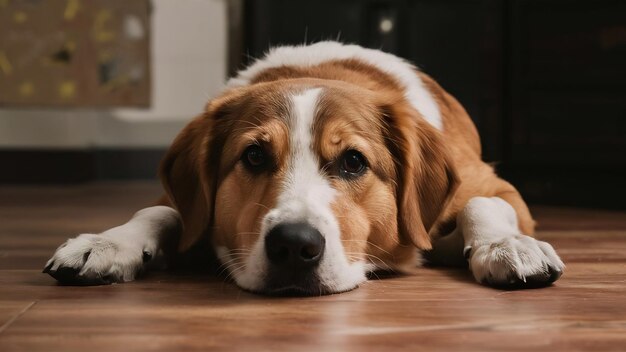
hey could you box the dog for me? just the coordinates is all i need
[44,42,564,295]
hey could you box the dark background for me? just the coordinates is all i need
[2,0,625,209]
[242,0,626,208]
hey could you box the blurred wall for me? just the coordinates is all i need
[0,0,227,149]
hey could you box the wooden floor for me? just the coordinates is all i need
[1,182,625,351]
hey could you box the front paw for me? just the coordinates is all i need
[43,233,149,285]
[466,234,564,288]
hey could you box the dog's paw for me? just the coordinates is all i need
[466,234,564,288]
[43,233,150,285]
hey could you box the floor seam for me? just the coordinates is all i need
[0,300,37,334]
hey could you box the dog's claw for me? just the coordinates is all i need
[83,251,91,263]
[488,265,563,289]
[42,261,54,273]
[142,250,152,263]
[48,266,81,283]
[547,265,563,283]
[46,266,115,286]
[463,246,472,260]
[43,232,148,286]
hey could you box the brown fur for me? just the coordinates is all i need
[418,73,535,237]
[158,58,534,270]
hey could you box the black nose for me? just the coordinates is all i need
[265,223,325,268]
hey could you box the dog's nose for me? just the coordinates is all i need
[265,223,325,268]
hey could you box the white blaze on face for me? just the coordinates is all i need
[222,88,368,293]
[272,88,335,222]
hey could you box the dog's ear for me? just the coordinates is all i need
[383,102,459,250]
[159,111,215,252]
[159,95,237,252]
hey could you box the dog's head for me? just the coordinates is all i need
[160,78,458,295]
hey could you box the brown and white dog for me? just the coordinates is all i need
[44,42,564,295]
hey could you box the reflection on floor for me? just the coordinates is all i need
[1,182,625,351]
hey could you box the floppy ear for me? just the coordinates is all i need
[160,87,256,252]
[383,102,459,250]
[159,111,217,252]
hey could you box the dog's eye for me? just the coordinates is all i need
[242,145,267,170]
[339,149,367,178]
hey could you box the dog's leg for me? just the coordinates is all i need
[43,206,181,285]
[457,196,564,287]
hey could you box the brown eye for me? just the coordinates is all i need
[242,145,267,170]
[340,149,367,178]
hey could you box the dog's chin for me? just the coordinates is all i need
[256,275,327,296]
[265,285,326,297]
[229,257,369,296]
[239,276,360,297]
[251,284,359,297]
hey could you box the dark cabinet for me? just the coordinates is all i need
[506,0,626,206]
[241,0,626,207]
[509,0,626,164]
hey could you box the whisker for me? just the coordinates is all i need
[362,252,387,263]
[217,261,240,278]
[368,269,382,281]
[227,249,253,255]
[253,202,271,211]
[340,239,392,256]
[228,248,253,252]
[222,263,248,283]
[344,250,389,269]
[218,259,246,278]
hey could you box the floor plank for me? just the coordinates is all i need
[0,182,625,351]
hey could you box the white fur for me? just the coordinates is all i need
[229,88,367,293]
[228,41,443,130]
[45,206,180,282]
[458,197,565,284]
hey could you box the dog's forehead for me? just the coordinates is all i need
[231,81,377,122]
[314,89,381,131]
[221,82,385,156]
[238,87,293,120]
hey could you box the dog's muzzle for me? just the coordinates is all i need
[264,222,325,294]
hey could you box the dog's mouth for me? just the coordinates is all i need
[256,274,361,296]
[262,275,328,296]
[266,285,325,296]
